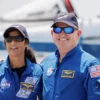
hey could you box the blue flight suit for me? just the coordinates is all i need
[41,44,100,100]
[0,57,42,100]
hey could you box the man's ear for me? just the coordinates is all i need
[77,29,82,36]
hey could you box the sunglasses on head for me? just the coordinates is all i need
[5,36,25,43]
[53,26,77,34]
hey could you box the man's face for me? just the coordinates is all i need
[51,22,81,51]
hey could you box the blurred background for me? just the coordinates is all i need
[0,0,100,63]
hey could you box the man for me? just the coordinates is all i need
[41,12,100,100]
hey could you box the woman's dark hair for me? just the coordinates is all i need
[25,39,37,63]
[25,47,37,63]
[4,31,37,63]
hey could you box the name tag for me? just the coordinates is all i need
[61,70,75,78]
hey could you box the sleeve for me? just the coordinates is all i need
[84,60,100,100]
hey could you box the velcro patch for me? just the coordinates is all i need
[89,65,100,78]
[61,70,75,78]
[20,82,34,92]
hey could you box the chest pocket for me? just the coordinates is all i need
[16,76,41,99]
[24,76,40,91]
[59,70,84,92]
[43,69,55,94]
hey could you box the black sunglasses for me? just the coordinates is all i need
[53,26,77,34]
[5,36,25,43]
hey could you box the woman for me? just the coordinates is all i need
[0,24,42,100]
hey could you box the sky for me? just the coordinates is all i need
[0,0,33,16]
[71,0,100,19]
[0,0,100,19]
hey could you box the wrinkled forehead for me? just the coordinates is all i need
[54,22,71,27]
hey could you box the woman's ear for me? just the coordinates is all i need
[25,44,28,48]
[4,39,6,47]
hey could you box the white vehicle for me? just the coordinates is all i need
[71,0,100,60]
[0,0,100,60]
[0,0,67,52]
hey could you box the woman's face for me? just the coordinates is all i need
[5,30,28,57]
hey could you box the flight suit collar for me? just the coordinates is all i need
[55,44,81,59]
[1,56,34,75]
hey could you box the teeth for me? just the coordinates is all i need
[60,38,67,41]
[12,47,16,48]
[11,47,17,49]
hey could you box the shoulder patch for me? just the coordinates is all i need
[89,65,100,78]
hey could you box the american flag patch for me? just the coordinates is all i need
[89,66,100,78]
